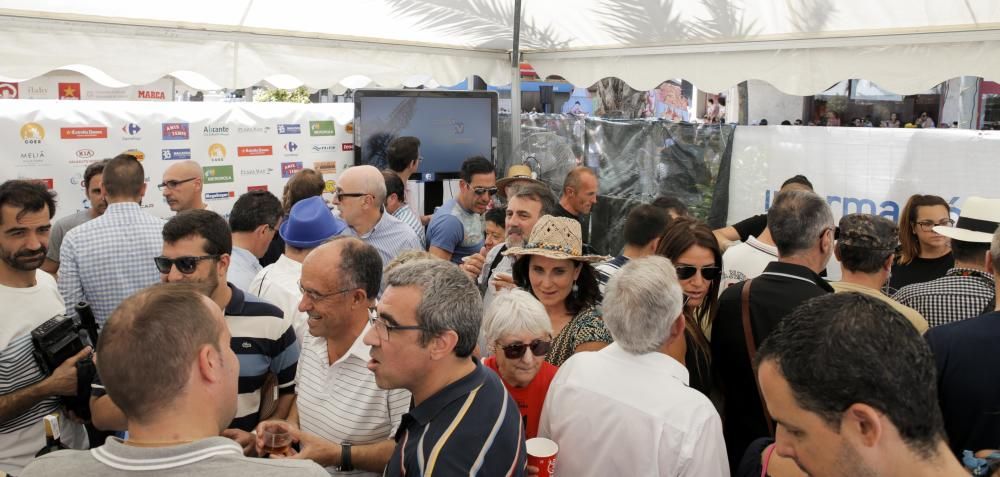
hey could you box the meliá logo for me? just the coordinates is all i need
[204,191,236,201]
[237,145,273,157]
[76,149,95,159]
[203,125,230,136]
[162,123,189,140]
[281,162,303,178]
[161,148,192,160]
[20,122,45,144]
[208,143,227,162]
[277,124,301,135]
[312,144,336,153]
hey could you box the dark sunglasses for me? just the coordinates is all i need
[473,187,499,196]
[154,255,220,274]
[675,265,721,281]
[499,339,551,360]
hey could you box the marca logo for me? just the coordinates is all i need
[237,146,273,157]
[76,149,95,159]
[20,123,45,144]
[247,185,269,192]
[61,127,108,139]
[312,144,337,153]
[309,121,336,136]
[58,82,80,100]
[161,148,192,160]
[208,143,227,162]
[203,125,230,136]
[0,82,18,99]
[162,123,189,140]
[123,149,145,162]
[240,168,274,176]
[137,90,166,100]
[203,165,235,184]
[281,162,304,178]
[237,126,271,134]
[342,143,354,151]
[122,123,142,139]
[277,124,301,135]
[314,161,337,175]
[205,191,236,201]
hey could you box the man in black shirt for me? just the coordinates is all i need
[555,166,598,250]
[712,190,835,472]
[713,175,814,247]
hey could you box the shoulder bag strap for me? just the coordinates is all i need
[741,278,775,436]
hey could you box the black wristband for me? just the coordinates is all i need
[340,442,353,471]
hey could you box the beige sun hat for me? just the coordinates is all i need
[503,215,610,263]
[496,164,545,198]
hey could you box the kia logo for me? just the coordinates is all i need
[76,149,95,159]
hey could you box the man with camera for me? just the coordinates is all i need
[0,180,89,474]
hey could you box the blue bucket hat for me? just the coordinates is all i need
[279,196,346,249]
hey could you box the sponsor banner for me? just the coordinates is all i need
[161,148,192,160]
[277,124,301,134]
[135,89,168,101]
[312,144,337,153]
[309,121,335,136]
[0,82,18,99]
[282,141,299,154]
[342,143,354,151]
[121,122,142,139]
[20,122,45,144]
[203,125,230,136]
[162,123,190,140]
[75,149,95,160]
[324,179,337,193]
[728,127,1000,225]
[281,162,304,178]
[61,127,108,139]
[203,165,235,184]
[205,191,236,201]
[30,178,55,189]
[240,167,275,177]
[314,161,337,176]
[247,185,269,192]
[208,143,227,162]
[58,82,81,100]
[237,145,273,157]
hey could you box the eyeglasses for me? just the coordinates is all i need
[334,190,371,201]
[154,255,219,274]
[915,219,955,231]
[157,177,197,191]
[367,315,428,342]
[298,280,356,302]
[497,339,552,360]
[472,187,499,197]
[675,265,721,281]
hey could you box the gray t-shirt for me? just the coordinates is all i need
[46,210,92,263]
[21,436,328,477]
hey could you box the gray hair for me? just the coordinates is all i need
[603,256,684,354]
[508,181,558,216]
[482,289,553,346]
[383,260,481,357]
[767,190,834,257]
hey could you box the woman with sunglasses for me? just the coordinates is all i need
[481,288,558,439]
[888,194,954,293]
[655,216,722,398]
[507,215,612,367]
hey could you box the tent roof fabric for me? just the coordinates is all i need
[2,0,999,94]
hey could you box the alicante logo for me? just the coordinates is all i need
[203,125,230,136]
[203,165,235,184]
[309,121,336,136]
[208,143,227,162]
[20,123,45,144]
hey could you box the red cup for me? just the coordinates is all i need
[526,437,558,477]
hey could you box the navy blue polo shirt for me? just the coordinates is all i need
[386,359,526,477]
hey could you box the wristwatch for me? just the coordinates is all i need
[339,442,354,472]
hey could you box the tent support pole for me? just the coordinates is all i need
[509,0,522,166]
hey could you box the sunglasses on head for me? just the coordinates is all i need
[473,187,499,196]
[154,255,219,274]
[675,265,721,281]
[498,339,551,360]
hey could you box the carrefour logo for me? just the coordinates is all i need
[283,142,298,153]
[122,123,141,136]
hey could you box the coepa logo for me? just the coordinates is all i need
[20,123,45,144]
[208,143,227,162]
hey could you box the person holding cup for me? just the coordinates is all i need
[482,288,559,439]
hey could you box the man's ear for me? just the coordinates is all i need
[985,251,995,274]
[428,330,460,361]
[841,403,884,449]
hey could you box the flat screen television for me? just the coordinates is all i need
[353,89,498,177]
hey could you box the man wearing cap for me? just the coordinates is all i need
[251,196,347,345]
[893,197,1000,328]
[832,213,929,333]
[335,165,422,266]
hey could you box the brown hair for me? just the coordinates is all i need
[282,168,325,215]
[654,217,722,356]
[897,194,949,265]
[97,283,223,424]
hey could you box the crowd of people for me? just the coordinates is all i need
[760,111,957,128]
[1,135,998,476]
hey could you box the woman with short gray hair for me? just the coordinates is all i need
[482,289,559,439]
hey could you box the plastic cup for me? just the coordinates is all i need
[526,437,558,477]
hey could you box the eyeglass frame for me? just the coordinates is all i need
[298,280,358,302]
[674,265,722,281]
[333,189,372,201]
[157,177,198,191]
[154,255,220,274]
[495,337,553,360]
[367,314,429,342]
[914,219,955,231]
[471,186,499,197]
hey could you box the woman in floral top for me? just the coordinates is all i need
[506,215,613,366]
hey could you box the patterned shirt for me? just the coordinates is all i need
[594,255,630,295]
[427,198,484,264]
[892,268,995,328]
[58,202,164,327]
[343,211,423,268]
[546,306,613,367]
[392,204,426,247]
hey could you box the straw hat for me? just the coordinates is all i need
[932,196,1000,243]
[496,164,545,198]
[503,215,609,263]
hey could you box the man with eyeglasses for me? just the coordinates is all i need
[364,259,526,476]
[333,165,422,267]
[253,237,409,475]
[712,190,835,472]
[90,210,300,449]
[159,160,208,213]
[427,156,497,264]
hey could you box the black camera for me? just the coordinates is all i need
[31,302,100,420]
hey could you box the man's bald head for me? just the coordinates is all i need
[340,165,387,205]
[162,160,205,212]
[303,236,383,300]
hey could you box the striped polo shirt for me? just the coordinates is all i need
[386,360,526,477]
[296,326,410,476]
[392,203,426,247]
[224,284,300,431]
[342,210,423,267]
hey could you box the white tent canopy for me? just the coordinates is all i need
[2,0,1000,95]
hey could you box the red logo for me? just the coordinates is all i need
[58,83,81,100]
[32,178,54,189]
[342,143,354,151]
[237,146,273,157]
[137,90,166,100]
[0,82,17,99]
[61,127,108,139]
[248,185,269,192]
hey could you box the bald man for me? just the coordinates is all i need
[332,165,421,266]
[160,161,207,212]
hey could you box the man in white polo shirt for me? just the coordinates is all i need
[256,237,409,475]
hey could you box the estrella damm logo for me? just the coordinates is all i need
[20,123,45,144]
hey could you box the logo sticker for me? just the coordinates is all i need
[237,146,273,157]
[309,121,336,136]
[162,123,190,140]
[203,165,235,184]
[61,127,108,139]
[281,162,304,178]
[208,143,227,162]
[277,124,301,134]
[20,123,45,144]
[161,148,192,160]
